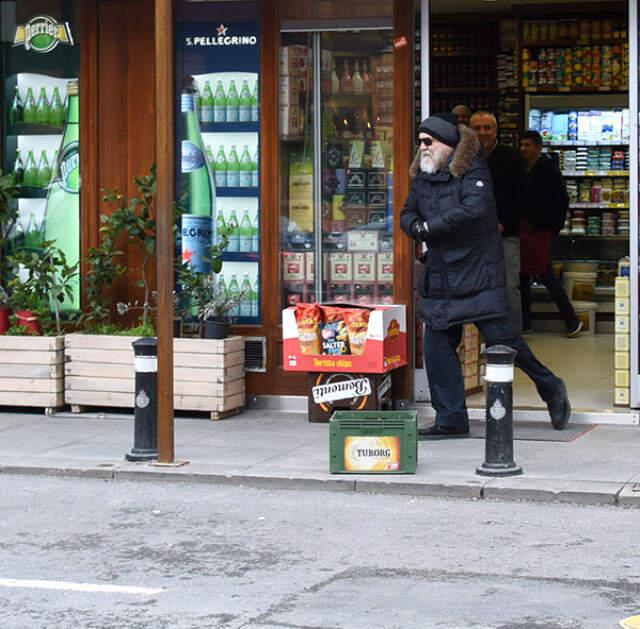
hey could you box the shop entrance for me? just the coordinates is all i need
[417,0,637,421]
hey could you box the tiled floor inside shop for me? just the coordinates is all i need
[467,332,616,412]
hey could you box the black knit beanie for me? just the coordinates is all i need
[419,112,460,147]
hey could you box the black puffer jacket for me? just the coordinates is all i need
[522,153,569,234]
[400,126,509,330]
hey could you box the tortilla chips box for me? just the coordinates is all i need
[282,303,407,373]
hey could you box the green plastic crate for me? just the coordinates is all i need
[329,410,417,474]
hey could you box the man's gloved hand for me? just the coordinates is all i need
[410,219,429,241]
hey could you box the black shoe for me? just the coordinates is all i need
[566,320,583,338]
[547,380,571,430]
[418,424,470,440]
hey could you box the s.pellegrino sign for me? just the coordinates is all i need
[13,15,74,53]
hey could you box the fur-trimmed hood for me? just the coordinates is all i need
[409,125,480,179]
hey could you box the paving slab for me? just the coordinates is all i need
[617,482,640,507]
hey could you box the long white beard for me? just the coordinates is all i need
[420,155,436,175]
[420,153,437,174]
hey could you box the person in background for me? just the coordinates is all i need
[470,110,527,333]
[401,112,571,439]
[451,104,472,126]
[519,130,582,338]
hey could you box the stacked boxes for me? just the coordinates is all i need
[280,45,307,136]
[614,275,630,406]
[458,324,483,395]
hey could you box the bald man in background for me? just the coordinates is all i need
[471,110,527,333]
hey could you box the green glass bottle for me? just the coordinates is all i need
[239,209,252,252]
[216,273,227,297]
[213,80,226,123]
[216,210,226,246]
[251,147,259,188]
[239,80,251,122]
[12,149,24,185]
[205,145,214,167]
[227,273,240,318]
[201,80,214,124]
[214,146,227,188]
[194,82,202,122]
[225,80,239,123]
[250,81,259,122]
[9,86,23,127]
[179,79,216,274]
[251,276,259,318]
[239,144,252,188]
[226,209,240,252]
[226,145,240,187]
[23,212,43,251]
[23,87,36,123]
[43,79,81,310]
[35,87,49,125]
[251,211,259,253]
[36,150,51,188]
[23,150,38,187]
[49,87,64,127]
[239,272,252,317]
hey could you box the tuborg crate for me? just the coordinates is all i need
[330,410,417,474]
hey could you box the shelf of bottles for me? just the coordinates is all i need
[195,71,260,324]
[3,70,80,309]
[279,33,395,308]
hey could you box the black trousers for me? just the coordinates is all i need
[424,315,562,428]
[520,265,580,331]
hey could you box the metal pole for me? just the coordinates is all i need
[155,0,175,463]
[126,337,158,461]
[476,344,522,477]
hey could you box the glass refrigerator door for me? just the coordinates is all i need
[280,30,395,308]
[1,2,82,310]
[175,3,261,325]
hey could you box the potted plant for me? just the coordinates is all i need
[201,283,245,339]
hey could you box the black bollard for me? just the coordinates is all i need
[476,344,522,477]
[126,337,158,461]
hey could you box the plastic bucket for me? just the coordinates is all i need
[564,271,597,302]
[572,301,597,335]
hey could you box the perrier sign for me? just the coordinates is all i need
[13,15,74,53]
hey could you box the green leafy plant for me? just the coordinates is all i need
[0,170,20,278]
[6,240,79,335]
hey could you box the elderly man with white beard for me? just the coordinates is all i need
[400,112,571,439]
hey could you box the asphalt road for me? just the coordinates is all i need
[0,475,638,628]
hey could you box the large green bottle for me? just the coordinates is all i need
[213,80,226,123]
[226,80,239,123]
[9,86,23,127]
[35,87,49,125]
[214,146,227,188]
[239,80,251,122]
[250,81,259,122]
[226,145,240,187]
[36,150,51,188]
[23,87,36,123]
[201,80,214,124]
[23,150,38,187]
[179,79,216,274]
[12,149,24,185]
[49,87,64,127]
[43,79,81,310]
[239,209,252,252]
[239,144,252,188]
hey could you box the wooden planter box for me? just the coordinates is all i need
[0,336,64,414]
[64,334,245,419]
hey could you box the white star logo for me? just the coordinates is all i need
[217,24,228,36]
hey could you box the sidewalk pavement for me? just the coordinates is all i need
[0,408,639,507]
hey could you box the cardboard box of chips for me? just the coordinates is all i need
[282,303,407,374]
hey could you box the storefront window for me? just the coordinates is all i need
[1,1,82,309]
[174,1,261,324]
[279,30,395,308]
